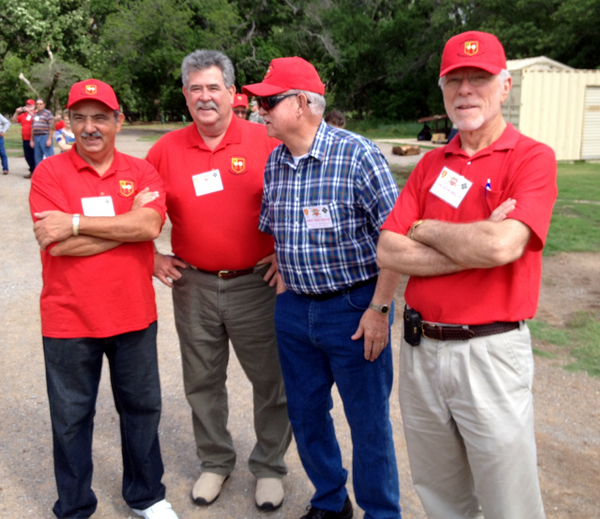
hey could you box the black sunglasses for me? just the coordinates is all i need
[257,93,301,111]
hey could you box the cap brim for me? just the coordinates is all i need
[440,62,503,77]
[242,83,288,97]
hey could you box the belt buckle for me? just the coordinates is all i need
[421,322,439,341]
[218,270,230,278]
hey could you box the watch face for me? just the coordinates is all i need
[381,305,390,315]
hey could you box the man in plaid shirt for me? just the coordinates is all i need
[244,58,402,519]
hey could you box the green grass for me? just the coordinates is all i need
[529,311,600,378]
[544,162,600,255]
[345,120,422,140]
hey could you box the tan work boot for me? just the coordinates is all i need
[191,472,228,506]
[255,477,284,511]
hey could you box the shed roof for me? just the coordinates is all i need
[506,56,574,72]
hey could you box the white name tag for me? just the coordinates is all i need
[429,167,473,208]
[303,205,333,229]
[192,169,224,197]
[81,196,116,217]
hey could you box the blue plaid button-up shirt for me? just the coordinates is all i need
[259,120,399,294]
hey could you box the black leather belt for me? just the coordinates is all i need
[421,321,520,341]
[301,276,378,301]
[189,265,255,279]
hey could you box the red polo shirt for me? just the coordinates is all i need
[17,112,34,140]
[146,116,279,270]
[382,124,557,324]
[30,146,166,339]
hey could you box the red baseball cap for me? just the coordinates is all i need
[25,99,35,105]
[440,31,506,77]
[232,93,248,108]
[67,79,119,110]
[242,57,325,97]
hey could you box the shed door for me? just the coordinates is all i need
[581,86,600,159]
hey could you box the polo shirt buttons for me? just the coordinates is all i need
[467,161,472,165]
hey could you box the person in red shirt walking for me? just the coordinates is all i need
[12,99,36,177]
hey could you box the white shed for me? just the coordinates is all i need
[502,56,600,160]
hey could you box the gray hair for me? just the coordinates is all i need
[286,89,326,116]
[438,68,511,89]
[181,50,235,89]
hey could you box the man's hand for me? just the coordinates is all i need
[30,140,34,149]
[46,137,52,148]
[0,132,4,137]
[256,252,278,286]
[351,308,390,362]
[132,187,159,210]
[489,198,516,222]
[34,211,73,250]
[154,252,187,287]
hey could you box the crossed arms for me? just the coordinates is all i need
[33,188,161,257]
[377,198,531,276]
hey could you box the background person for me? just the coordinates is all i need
[30,97,55,171]
[324,110,346,129]
[232,93,249,119]
[54,111,76,152]
[147,50,292,512]
[378,31,556,519]
[243,57,402,519]
[29,78,178,519]
[248,99,265,124]
[12,99,36,177]
[0,112,10,174]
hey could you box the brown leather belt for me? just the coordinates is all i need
[188,265,255,279]
[302,276,378,301]
[421,321,520,341]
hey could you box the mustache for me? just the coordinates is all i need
[196,100,218,111]
[81,131,103,138]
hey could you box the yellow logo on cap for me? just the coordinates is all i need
[464,41,479,56]
[85,85,98,95]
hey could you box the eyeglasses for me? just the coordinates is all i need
[442,74,493,89]
[256,93,299,111]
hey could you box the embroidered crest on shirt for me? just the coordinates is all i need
[230,157,246,175]
[119,180,134,197]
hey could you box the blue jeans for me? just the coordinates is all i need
[43,322,165,518]
[23,139,35,173]
[0,136,8,171]
[33,133,54,169]
[275,284,401,519]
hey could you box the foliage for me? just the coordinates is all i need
[1,0,599,118]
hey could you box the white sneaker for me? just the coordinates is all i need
[255,477,284,511]
[191,472,228,506]
[132,499,179,519]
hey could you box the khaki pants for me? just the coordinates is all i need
[399,323,545,519]
[172,265,292,478]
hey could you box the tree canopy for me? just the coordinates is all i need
[1,0,599,121]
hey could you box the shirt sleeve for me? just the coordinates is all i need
[355,143,400,233]
[503,141,557,251]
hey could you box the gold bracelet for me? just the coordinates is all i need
[410,219,424,240]
[72,214,80,236]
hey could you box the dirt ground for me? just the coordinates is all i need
[0,130,599,518]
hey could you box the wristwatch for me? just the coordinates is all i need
[369,302,390,315]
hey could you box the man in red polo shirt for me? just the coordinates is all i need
[147,50,292,512]
[378,31,556,518]
[30,79,178,519]
[12,99,36,176]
